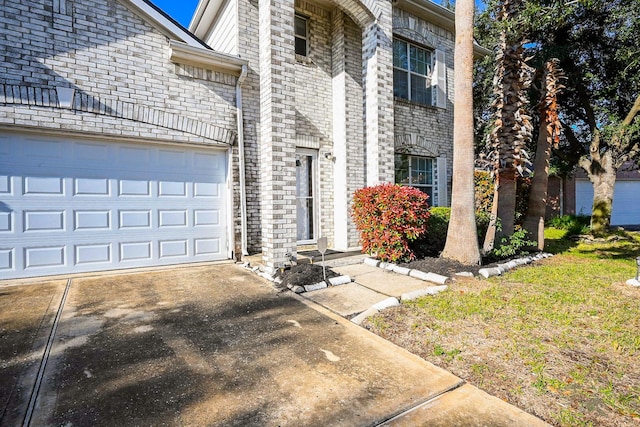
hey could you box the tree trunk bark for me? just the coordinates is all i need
[495,168,517,245]
[523,124,551,250]
[589,152,616,236]
[441,0,481,265]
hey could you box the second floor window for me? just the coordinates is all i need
[295,14,309,56]
[393,39,433,105]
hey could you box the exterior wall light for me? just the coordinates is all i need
[324,152,336,162]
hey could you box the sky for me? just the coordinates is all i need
[151,0,200,28]
[150,0,487,29]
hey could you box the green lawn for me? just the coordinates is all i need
[365,229,640,427]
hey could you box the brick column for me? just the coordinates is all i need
[362,1,395,185]
[258,0,297,273]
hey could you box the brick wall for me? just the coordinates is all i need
[392,7,456,205]
[0,0,239,145]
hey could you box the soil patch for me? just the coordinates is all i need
[276,264,340,289]
[401,256,501,277]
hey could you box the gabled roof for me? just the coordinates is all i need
[126,0,211,49]
[125,0,247,73]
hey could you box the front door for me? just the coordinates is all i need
[296,149,318,243]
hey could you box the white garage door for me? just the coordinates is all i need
[0,133,229,280]
[575,179,640,226]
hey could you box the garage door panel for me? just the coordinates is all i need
[24,176,65,195]
[75,210,111,230]
[159,210,188,228]
[120,241,153,262]
[0,175,10,193]
[75,178,110,196]
[0,211,11,231]
[159,240,189,259]
[119,179,151,196]
[0,133,229,279]
[75,243,112,265]
[159,181,187,197]
[24,246,66,269]
[195,238,221,256]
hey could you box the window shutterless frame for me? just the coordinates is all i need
[294,13,309,57]
[392,38,433,105]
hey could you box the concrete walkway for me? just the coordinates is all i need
[301,262,446,321]
[1,263,548,426]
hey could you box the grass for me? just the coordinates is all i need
[364,229,640,427]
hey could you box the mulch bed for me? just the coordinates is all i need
[401,256,492,277]
[276,256,506,290]
[276,263,340,289]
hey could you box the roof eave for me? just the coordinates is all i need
[125,0,210,49]
[169,40,247,74]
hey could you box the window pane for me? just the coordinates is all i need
[393,39,408,69]
[295,15,307,37]
[393,69,409,99]
[410,157,434,185]
[295,37,307,56]
[395,154,410,185]
[410,74,431,105]
[410,46,431,75]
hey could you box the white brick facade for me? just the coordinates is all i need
[1,0,473,276]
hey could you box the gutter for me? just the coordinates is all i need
[169,40,247,74]
[236,65,249,256]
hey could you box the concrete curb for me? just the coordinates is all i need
[351,297,400,325]
[478,253,553,279]
[401,285,448,302]
[363,257,452,285]
[626,278,640,287]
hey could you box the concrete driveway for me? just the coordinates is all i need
[1,264,547,426]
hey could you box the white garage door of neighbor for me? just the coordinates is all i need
[575,180,640,226]
[0,133,229,280]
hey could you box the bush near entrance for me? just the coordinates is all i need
[352,184,430,262]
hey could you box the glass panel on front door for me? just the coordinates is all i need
[296,150,316,242]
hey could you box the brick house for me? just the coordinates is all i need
[0,0,487,280]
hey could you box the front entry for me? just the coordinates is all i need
[295,149,318,243]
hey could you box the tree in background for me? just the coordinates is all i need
[476,0,640,237]
[441,0,481,265]
[481,0,533,252]
[523,59,564,249]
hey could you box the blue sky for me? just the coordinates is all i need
[150,0,486,29]
[151,0,200,27]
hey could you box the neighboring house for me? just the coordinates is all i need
[0,0,487,280]
[546,166,640,227]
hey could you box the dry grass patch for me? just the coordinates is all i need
[364,231,640,427]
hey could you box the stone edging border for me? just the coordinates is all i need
[351,253,556,326]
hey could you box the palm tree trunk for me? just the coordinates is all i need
[441,0,481,265]
[524,59,564,250]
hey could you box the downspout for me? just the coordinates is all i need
[236,64,249,256]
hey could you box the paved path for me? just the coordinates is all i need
[1,263,548,426]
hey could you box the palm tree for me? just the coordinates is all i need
[441,0,481,265]
[482,0,533,251]
[523,59,564,250]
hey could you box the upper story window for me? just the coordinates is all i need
[393,38,433,105]
[295,14,309,56]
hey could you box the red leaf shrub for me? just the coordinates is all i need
[352,184,430,262]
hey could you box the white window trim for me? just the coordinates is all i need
[395,154,436,200]
[393,38,433,105]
